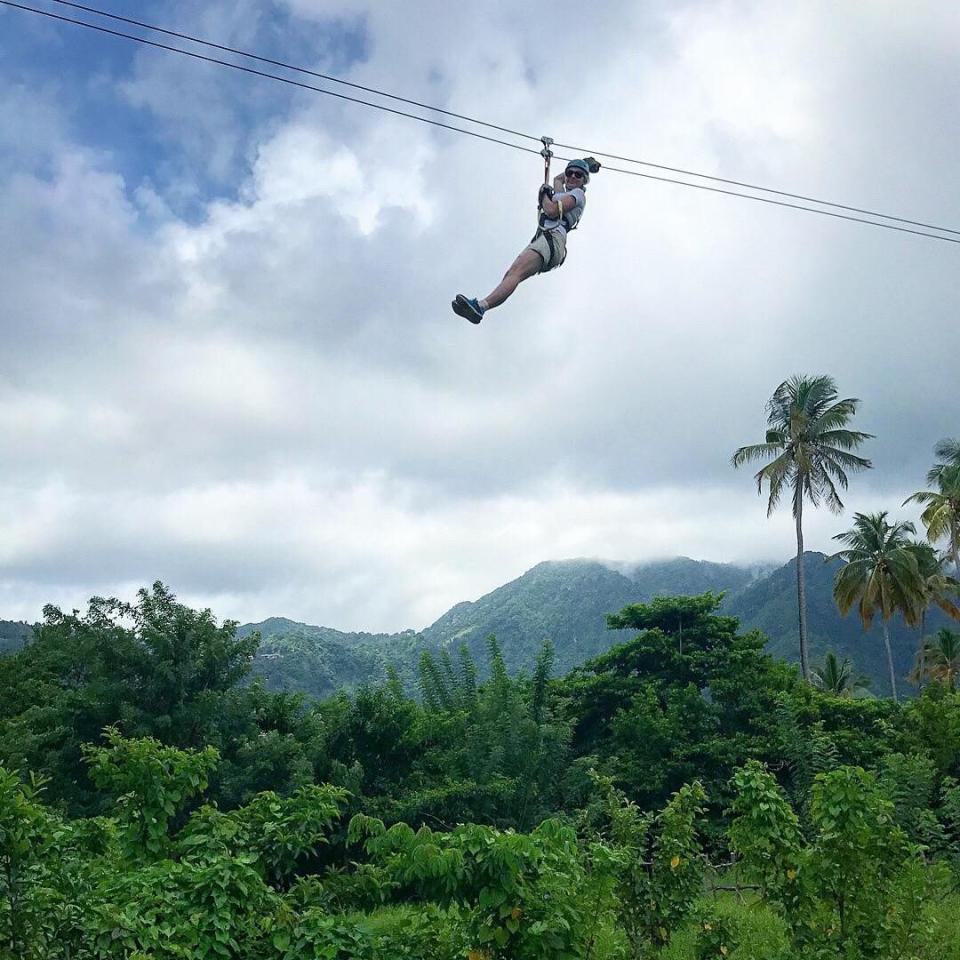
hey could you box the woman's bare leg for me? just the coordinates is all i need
[482,249,543,310]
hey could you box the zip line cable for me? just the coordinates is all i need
[5,0,959,245]
[40,0,960,240]
[592,161,960,243]
[46,0,539,147]
[557,140,960,237]
[0,0,542,158]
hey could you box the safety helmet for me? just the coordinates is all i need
[564,158,591,183]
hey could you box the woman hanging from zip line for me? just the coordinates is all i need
[451,155,599,324]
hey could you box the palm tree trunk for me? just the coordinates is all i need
[795,495,810,681]
[881,620,898,702]
[952,518,960,580]
[917,611,926,690]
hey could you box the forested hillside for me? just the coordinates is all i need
[236,618,427,699]
[6,553,942,698]
[0,619,32,655]
[2,584,958,959]
[723,552,956,686]
[243,554,933,698]
[422,559,648,671]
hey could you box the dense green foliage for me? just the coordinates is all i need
[2,583,960,958]
[0,585,331,813]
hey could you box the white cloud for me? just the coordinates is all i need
[0,470,928,630]
[1,0,957,629]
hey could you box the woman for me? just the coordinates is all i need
[451,158,594,324]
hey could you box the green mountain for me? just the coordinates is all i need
[243,558,765,694]
[238,617,427,699]
[0,619,33,656]
[420,557,759,676]
[420,560,641,675]
[242,553,955,698]
[723,551,952,694]
[4,553,945,697]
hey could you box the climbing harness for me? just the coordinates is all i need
[529,135,561,271]
[529,226,565,272]
[532,138,601,271]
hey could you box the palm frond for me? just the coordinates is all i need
[817,445,873,472]
[831,512,925,634]
[832,563,864,615]
[813,466,845,514]
[817,430,873,462]
[731,441,786,468]
[810,399,865,434]
[920,501,954,544]
[933,438,960,462]
[759,454,795,516]
[928,439,960,484]
[932,592,960,621]
[768,374,836,423]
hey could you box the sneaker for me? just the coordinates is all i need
[452,294,484,324]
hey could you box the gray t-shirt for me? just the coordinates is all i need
[541,186,586,234]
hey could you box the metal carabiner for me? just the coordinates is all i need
[540,136,554,185]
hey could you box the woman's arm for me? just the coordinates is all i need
[540,192,576,220]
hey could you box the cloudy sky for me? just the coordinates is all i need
[1,0,958,631]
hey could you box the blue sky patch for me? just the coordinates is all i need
[0,1,369,220]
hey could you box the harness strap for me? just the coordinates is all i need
[531,227,565,272]
[543,229,556,268]
[540,194,573,231]
[538,193,579,233]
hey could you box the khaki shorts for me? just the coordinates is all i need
[525,228,567,273]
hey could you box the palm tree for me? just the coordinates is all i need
[811,651,872,698]
[732,375,873,681]
[904,541,960,686]
[830,512,925,701]
[926,437,960,485]
[911,628,960,690]
[904,462,960,579]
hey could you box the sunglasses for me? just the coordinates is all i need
[565,169,585,179]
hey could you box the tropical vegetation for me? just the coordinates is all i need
[829,511,925,702]
[2,385,959,958]
[811,651,871,697]
[3,580,960,959]
[905,460,960,578]
[912,628,960,690]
